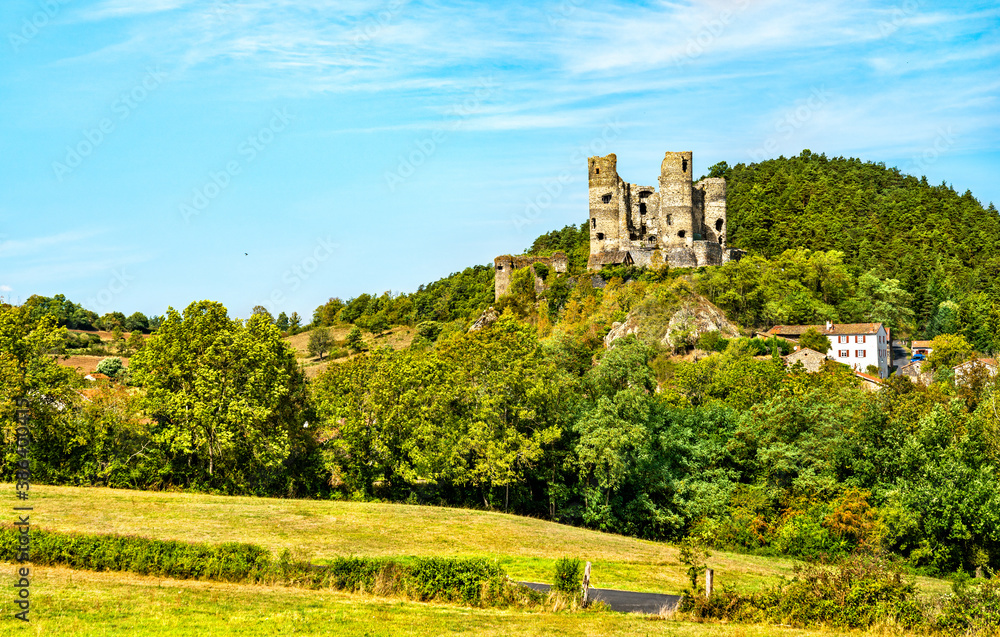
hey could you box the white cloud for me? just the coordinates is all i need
[77,0,196,21]
[0,230,102,259]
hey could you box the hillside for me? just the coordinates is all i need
[0,484,949,599]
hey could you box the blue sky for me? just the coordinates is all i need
[1,0,997,320]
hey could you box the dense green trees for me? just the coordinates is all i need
[716,151,1000,349]
[129,301,316,494]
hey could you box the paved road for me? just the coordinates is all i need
[519,582,680,614]
[890,339,910,372]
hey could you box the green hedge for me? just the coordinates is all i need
[0,527,538,608]
[0,527,270,582]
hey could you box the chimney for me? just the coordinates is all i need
[825,321,833,331]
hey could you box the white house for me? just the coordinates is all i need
[764,322,891,378]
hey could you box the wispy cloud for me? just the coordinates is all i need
[0,230,102,259]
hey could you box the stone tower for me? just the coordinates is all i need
[659,151,694,248]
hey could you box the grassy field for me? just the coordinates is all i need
[0,564,862,636]
[0,484,948,598]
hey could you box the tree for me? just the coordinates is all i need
[125,312,149,333]
[112,327,128,356]
[276,312,289,332]
[307,328,331,360]
[251,305,275,324]
[0,305,75,485]
[288,312,302,334]
[367,312,389,336]
[799,327,831,354]
[127,330,144,354]
[852,271,915,334]
[129,301,311,492]
[346,326,364,352]
[926,333,973,371]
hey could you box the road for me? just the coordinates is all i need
[519,582,681,614]
[891,339,911,372]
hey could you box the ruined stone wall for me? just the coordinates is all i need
[494,253,568,300]
[692,241,723,267]
[696,178,727,248]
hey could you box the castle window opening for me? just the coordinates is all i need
[591,218,596,229]
[718,236,724,244]
[678,230,686,238]
[682,159,688,172]
[667,214,672,225]
[639,203,647,214]
[602,193,612,204]
[596,232,604,240]
[595,168,600,174]
[716,218,723,231]
[647,236,656,245]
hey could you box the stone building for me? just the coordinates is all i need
[587,152,735,269]
[493,253,567,299]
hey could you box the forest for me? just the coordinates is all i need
[3,151,999,579]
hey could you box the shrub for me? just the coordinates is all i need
[96,356,124,378]
[0,527,538,609]
[681,551,925,630]
[552,557,583,594]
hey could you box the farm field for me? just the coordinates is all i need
[0,564,863,636]
[1,484,949,598]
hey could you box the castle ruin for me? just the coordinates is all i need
[494,151,736,300]
[588,151,733,269]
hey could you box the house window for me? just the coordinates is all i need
[591,218,596,229]
[596,233,604,240]
[839,350,849,358]
[855,335,865,343]
[856,350,866,358]
[602,194,612,204]
[838,335,848,344]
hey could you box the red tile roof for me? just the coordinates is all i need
[911,340,934,348]
[854,371,883,383]
[766,323,884,336]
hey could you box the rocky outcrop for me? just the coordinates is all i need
[469,307,499,332]
[604,293,739,349]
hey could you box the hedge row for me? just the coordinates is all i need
[0,526,538,607]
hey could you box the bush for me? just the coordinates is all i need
[0,527,538,609]
[552,557,583,594]
[935,577,1000,635]
[681,551,925,629]
[95,357,124,378]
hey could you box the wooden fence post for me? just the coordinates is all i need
[705,568,714,598]
[581,561,591,607]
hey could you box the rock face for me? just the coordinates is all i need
[469,307,499,332]
[604,293,739,349]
